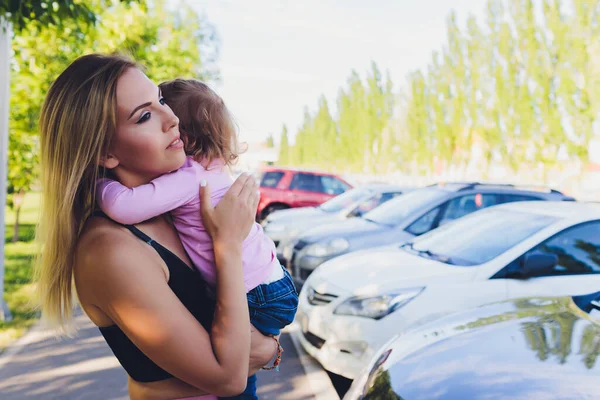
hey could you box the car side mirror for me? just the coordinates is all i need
[347,208,362,218]
[521,252,558,278]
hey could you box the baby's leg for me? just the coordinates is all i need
[247,266,299,336]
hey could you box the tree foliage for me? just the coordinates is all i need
[285,0,600,181]
[7,0,219,240]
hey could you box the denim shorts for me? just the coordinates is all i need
[247,265,299,336]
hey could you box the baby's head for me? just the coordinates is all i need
[159,78,239,167]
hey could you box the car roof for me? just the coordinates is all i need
[260,166,339,176]
[494,201,600,220]
[433,182,571,198]
[361,183,411,193]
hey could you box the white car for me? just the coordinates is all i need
[293,201,600,380]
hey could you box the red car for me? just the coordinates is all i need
[257,167,353,220]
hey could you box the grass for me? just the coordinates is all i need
[1,192,40,351]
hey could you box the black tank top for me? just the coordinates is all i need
[96,215,216,382]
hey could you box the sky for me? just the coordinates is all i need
[187,0,488,144]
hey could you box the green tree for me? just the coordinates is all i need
[1,0,97,31]
[311,96,337,167]
[364,62,395,171]
[404,70,431,173]
[337,71,368,171]
[4,0,103,246]
[265,134,274,148]
[278,124,290,165]
[8,0,218,241]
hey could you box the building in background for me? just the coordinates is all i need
[234,141,279,175]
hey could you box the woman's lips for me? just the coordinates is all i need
[167,138,183,149]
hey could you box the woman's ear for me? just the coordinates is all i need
[99,154,119,169]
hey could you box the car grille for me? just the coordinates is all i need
[303,331,326,349]
[307,287,339,306]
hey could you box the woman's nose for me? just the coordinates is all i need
[163,110,179,132]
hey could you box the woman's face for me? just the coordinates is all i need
[108,68,186,186]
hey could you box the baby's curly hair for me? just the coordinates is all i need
[159,79,241,167]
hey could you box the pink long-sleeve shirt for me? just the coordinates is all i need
[96,157,277,292]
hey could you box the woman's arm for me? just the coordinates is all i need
[96,160,198,224]
[87,173,260,397]
[128,328,278,400]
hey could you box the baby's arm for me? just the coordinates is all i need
[96,164,199,225]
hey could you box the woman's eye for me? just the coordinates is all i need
[136,112,151,124]
[159,97,166,106]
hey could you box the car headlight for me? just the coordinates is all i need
[264,223,285,233]
[334,288,424,320]
[305,238,350,257]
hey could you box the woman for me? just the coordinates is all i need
[35,53,277,399]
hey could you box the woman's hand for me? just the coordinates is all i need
[249,326,279,374]
[200,173,259,250]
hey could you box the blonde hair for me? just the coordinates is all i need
[158,79,241,167]
[35,54,137,332]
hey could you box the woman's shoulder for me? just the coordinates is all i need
[75,217,160,279]
[75,217,170,326]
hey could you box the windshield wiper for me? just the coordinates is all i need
[402,242,432,258]
[401,243,456,264]
[364,216,394,227]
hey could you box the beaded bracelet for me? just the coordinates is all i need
[261,335,284,371]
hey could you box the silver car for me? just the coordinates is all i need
[261,184,408,252]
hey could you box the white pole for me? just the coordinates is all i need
[0,16,13,321]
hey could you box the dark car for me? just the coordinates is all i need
[284,182,574,286]
[345,290,600,400]
[257,167,353,221]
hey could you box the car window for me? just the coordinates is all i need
[364,188,447,226]
[320,176,350,195]
[501,194,541,203]
[438,194,501,226]
[260,171,284,188]
[406,206,443,236]
[409,209,557,266]
[380,191,404,203]
[319,187,372,212]
[528,221,600,276]
[289,173,322,192]
[353,194,382,216]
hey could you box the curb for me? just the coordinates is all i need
[285,322,340,400]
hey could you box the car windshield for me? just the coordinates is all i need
[363,188,447,226]
[406,209,558,266]
[319,187,372,212]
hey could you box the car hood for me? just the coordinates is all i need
[266,207,326,223]
[360,297,600,400]
[307,247,474,295]
[299,217,386,243]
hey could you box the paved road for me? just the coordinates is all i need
[0,310,330,399]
